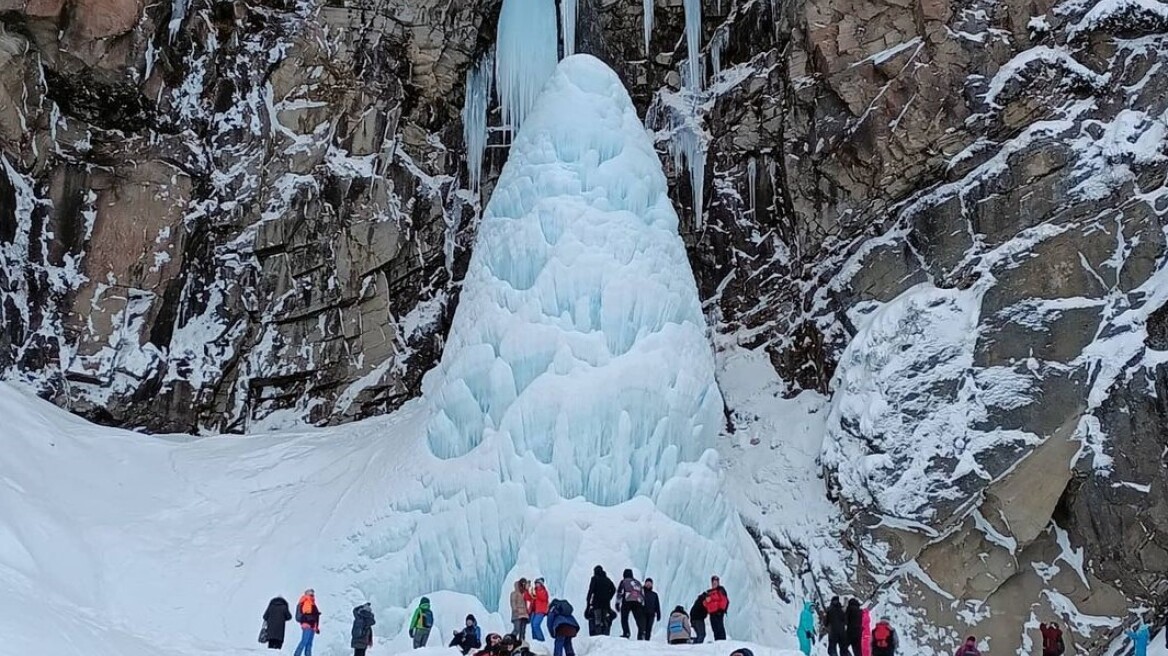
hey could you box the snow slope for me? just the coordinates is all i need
[0,55,787,656]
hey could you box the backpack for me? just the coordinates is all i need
[873,624,892,650]
[668,615,685,634]
[623,579,644,604]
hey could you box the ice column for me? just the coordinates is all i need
[561,0,578,56]
[684,0,703,90]
[462,50,494,193]
[643,0,654,54]
[495,0,559,132]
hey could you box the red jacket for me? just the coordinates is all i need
[703,587,729,615]
[528,586,549,614]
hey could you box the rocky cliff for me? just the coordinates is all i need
[2,0,1166,652]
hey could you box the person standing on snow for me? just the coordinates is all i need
[510,579,532,640]
[585,566,616,636]
[861,607,872,656]
[667,606,693,644]
[409,597,434,648]
[640,578,661,640]
[350,603,375,656]
[691,592,709,644]
[616,568,646,639]
[451,614,483,654]
[262,596,292,650]
[1128,622,1150,656]
[797,601,816,655]
[1040,621,1065,656]
[703,575,730,641]
[528,578,550,642]
[293,589,321,656]
[955,636,982,656]
[824,596,848,656]
[547,598,581,656]
[870,618,897,656]
[846,598,864,656]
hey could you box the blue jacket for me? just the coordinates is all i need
[547,599,580,638]
[1128,624,1150,656]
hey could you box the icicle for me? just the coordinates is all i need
[648,98,707,230]
[496,0,559,132]
[643,0,654,55]
[462,50,494,194]
[711,28,728,77]
[561,0,578,56]
[746,156,757,215]
[683,0,703,90]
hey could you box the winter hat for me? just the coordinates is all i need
[644,578,653,587]
[594,565,604,575]
[466,614,477,624]
[420,597,430,605]
[623,568,634,578]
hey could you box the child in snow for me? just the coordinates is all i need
[529,578,550,641]
[1128,622,1150,656]
[667,605,693,644]
[547,598,580,656]
[451,614,483,654]
[511,579,531,640]
[261,596,292,650]
[350,603,375,656]
[797,601,816,655]
[409,597,433,648]
[955,636,982,656]
[294,589,321,656]
[871,618,897,656]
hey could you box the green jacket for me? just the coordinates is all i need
[410,599,433,632]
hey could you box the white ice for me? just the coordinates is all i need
[495,0,559,132]
[463,50,494,193]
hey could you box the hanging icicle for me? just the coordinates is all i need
[561,0,578,56]
[643,0,654,55]
[683,0,702,90]
[648,97,707,230]
[462,49,494,194]
[496,0,559,132]
[710,28,728,78]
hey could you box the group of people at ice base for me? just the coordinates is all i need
[580,568,732,647]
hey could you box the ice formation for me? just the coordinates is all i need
[422,53,772,635]
[561,0,579,57]
[643,0,655,54]
[684,0,704,90]
[495,0,559,132]
[462,50,494,193]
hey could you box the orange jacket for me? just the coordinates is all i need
[297,595,321,629]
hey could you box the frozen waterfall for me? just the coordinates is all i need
[495,0,559,132]
[420,54,775,638]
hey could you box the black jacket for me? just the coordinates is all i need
[642,589,661,621]
[690,593,708,622]
[845,599,863,640]
[825,600,846,639]
[586,568,616,610]
[450,625,482,654]
[263,597,292,642]
[350,604,375,649]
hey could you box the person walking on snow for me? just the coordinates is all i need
[861,607,872,656]
[797,601,816,655]
[451,614,483,654]
[691,592,709,644]
[409,597,434,648]
[262,596,292,650]
[640,578,661,640]
[511,579,531,640]
[547,598,581,656]
[704,575,730,641]
[528,578,550,642]
[667,606,693,644]
[871,618,897,656]
[1040,621,1065,656]
[350,602,375,656]
[616,568,646,639]
[585,566,616,636]
[1128,622,1150,656]
[846,598,864,656]
[293,589,321,656]
[956,636,982,656]
[825,596,848,656]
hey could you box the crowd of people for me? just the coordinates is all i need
[256,583,1158,656]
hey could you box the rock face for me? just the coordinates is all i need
[2,0,1167,651]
